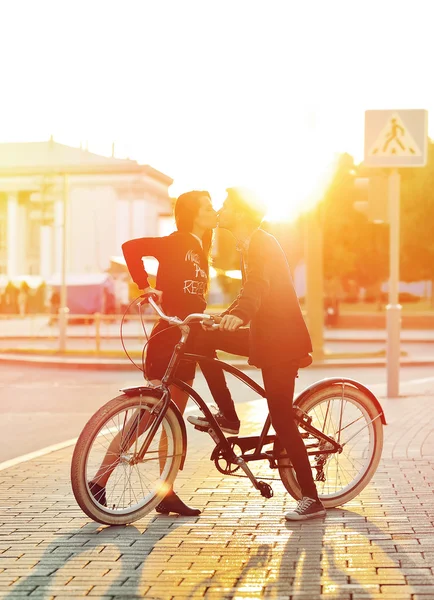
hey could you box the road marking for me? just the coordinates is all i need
[0,405,199,472]
[0,437,79,472]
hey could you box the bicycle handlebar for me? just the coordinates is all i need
[142,295,220,330]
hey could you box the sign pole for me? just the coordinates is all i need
[305,208,324,360]
[386,168,401,398]
[365,109,428,398]
[59,174,69,352]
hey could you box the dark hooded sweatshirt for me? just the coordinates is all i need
[121,231,208,320]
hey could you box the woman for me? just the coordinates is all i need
[89,190,217,516]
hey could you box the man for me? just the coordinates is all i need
[188,187,325,521]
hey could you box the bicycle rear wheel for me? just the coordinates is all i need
[71,394,184,525]
[276,384,383,508]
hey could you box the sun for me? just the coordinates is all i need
[168,140,339,225]
[257,151,340,224]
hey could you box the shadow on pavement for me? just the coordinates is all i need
[3,517,190,600]
[5,507,434,599]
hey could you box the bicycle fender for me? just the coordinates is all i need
[293,377,387,425]
[119,385,188,470]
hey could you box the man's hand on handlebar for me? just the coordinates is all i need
[143,296,243,333]
[201,314,243,332]
[219,314,243,332]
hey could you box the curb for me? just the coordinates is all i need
[2,335,434,344]
[2,353,434,371]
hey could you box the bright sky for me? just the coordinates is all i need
[1,0,433,220]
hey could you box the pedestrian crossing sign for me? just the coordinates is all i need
[364,109,428,167]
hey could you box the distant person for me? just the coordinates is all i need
[4,281,18,314]
[49,290,60,325]
[117,276,130,314]
[17,281,30,317]
[34,282,47,313]
[103,286,116,316]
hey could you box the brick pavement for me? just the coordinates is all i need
[1,390,434,599]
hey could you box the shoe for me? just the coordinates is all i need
[187,411,240,435]
[88,480,107,507]
[285,497,326,521]
[155,490,201,516]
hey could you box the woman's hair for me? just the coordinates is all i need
[174,190,213,263]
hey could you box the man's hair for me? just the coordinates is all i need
[225,187,267,227]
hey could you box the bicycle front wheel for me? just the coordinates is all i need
[71,394,184,525]
[276,384,383,508]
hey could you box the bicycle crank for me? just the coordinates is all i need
[211,443,275,498]
[212,440,241,475]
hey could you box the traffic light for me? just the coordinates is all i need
[354,175,389,223]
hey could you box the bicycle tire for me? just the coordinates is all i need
[71,394,183,525]
[276,384,383,508]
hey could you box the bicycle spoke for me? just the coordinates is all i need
[336,414,365,435]
[84,399,179,515]
[341,413,381,446]
[337,396,345,445]
[290,391,380,501]
[134,463,146,500]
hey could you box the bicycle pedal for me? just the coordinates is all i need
[258,481,274,499]
[193,423,209,432]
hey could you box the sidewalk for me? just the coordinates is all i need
[1,384,434,599]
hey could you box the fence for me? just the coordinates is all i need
[0,312,157,355]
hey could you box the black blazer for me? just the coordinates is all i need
[228,229,312,367]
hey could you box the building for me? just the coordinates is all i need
[0,140,173,279]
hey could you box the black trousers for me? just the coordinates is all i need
[193,328,319,500]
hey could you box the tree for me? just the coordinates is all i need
[400,140,434,295]
[321,154,389,293]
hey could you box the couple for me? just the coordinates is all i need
[91,188,325,521]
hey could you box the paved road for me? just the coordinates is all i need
[2,363,434,464]
[1,374,434,598]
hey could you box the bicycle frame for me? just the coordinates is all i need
[130,325,342,489]
[180,354,342,462]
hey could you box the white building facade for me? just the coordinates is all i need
[0,141,173,279]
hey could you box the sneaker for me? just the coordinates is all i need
[187,411,240,435]
[285,497,326,521]
[88,480,107,507]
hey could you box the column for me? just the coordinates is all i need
[40,226,52,279]
[7,193,18,277]
[53,200,63,274]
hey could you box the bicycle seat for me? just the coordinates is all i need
[298,354,313,369]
